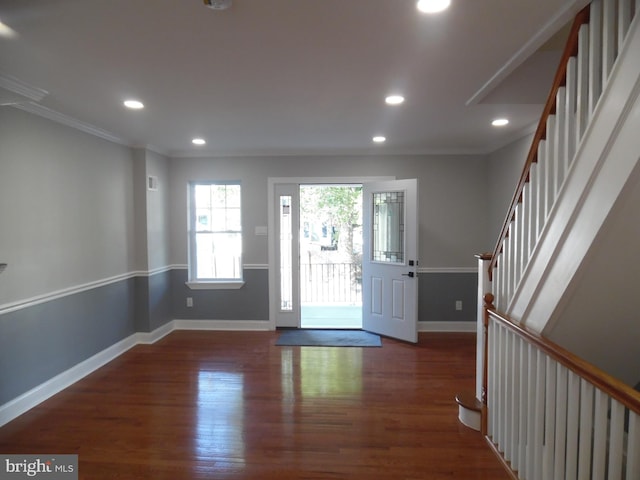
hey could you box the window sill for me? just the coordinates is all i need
[185,281,245,290]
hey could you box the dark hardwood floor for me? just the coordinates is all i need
[0,331,510,479]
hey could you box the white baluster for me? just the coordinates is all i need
[565,371,581,480]
[577,381,594,479]
[528,165,538,258]
[521,181,532,266]
[498,253,506,311]
[589,0,603,116]
[533,349,545,480]
[619,0,632,50]
[526,344,537,480]
[501,241,508,311]
[565,57,577,171]
[545,116,556,220]
[507,223,515,305]
[514,202,522,288]
[502,256,508,310]
[503,329,512,462]
[603,0,617,84]
[553,365,568,479]
[519,197,528,281]
[537,141,547,236]
[591,389,609,478]
[510,332,521,468]
[554,87,566,197]
[488,319,496,438]
[607,399,624,480]
[494,261,501,312]
[496,323,505,449]
[517,336,528,475]
[576,24,590,140]
[627,411,640,480]
[543,356,557,479]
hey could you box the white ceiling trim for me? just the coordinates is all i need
[169,146,487,160]
[13,102,128,146]
[466,0,591,106]
[0,73,48,103]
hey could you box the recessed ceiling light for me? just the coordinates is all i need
[385,95,405,105]
[192,138,206,145]
[492,118,509,127]
[373,136,386,143]
[123,100,144,109]
[0,20,17,39]
[416,0,451,14]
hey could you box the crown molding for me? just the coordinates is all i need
[168,146,486,160]
[0,72,48,103]
[130,143,170,158]
[13,102,128,146]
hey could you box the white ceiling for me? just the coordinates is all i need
[0,0,588,158]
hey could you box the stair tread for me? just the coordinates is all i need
[455,391,482,411]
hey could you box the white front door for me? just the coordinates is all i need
[362,179,418,343]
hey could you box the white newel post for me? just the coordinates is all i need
[476,253,492,400]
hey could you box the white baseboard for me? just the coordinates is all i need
[418,321,476,332]
[173,319,271,331]
[0,333,139,428]
[0,319,274,427]
[136,321,175,344]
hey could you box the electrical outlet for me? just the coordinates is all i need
[186,297,193,307]
[455,300,462,311]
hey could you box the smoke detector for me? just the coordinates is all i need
[204,0,232,10]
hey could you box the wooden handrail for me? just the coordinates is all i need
[488,5,591,279]
[486,299,640,415]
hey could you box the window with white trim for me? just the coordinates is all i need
[188,182,242,285]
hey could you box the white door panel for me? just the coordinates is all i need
[362,179,418,343]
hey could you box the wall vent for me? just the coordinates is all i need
[204,0,232,10]
[147,176,159,191]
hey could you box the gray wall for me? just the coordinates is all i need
[132,148,173,332]
[171,268,269,320]
[168,154,490,324]
[168,154,491,267]
[0,279,136,404]
[145,150,171,271]
[486,132,534,249]
[0,108,136,305]
[0,108,138,404]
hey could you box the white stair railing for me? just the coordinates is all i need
[483,296,640,480]
[489,0,638,313]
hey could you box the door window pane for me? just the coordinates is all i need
[372,191,404,263]
[280,195,293,311]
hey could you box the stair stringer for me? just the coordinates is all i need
[506,14,640,333]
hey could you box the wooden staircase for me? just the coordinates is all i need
[463,1,640,478]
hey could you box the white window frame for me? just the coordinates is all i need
[186,181,244,290]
